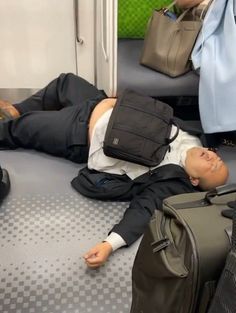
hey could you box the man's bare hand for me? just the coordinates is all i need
[83,242,113,268]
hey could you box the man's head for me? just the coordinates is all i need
[184,147,229,190]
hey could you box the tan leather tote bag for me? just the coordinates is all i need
[140,3,204,77]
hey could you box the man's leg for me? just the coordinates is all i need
[0,74,106,162]
[14,73,104,113]
[0,105,89,162]
[1,73,105,116]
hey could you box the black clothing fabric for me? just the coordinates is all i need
[0,73,106,163]
[71,164,198,246]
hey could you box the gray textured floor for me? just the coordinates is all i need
[0,150,140,313]
[1,145,236,313]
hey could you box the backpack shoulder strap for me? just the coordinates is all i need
[134,164,189,184]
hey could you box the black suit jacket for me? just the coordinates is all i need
[71,164,199,246]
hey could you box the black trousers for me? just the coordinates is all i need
[0,73,106,163]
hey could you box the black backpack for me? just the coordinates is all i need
[103,89,179,167]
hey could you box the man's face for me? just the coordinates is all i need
[184,147,229,189]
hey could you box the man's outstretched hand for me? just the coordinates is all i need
[83,242,113,268]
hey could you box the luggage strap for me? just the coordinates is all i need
[172,184,236,210]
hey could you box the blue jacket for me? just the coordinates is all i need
[192,0,236,133]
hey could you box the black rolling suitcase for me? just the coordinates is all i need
[131,185,236,313]
[208,201,236,313]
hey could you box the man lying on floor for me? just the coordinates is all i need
[0,73,228,268]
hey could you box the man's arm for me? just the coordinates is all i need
[83,182,162,268]
[83,170,196,268]
[176,0,205,8]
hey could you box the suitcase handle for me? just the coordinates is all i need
[205,184,236,203]
[169,184,236,210]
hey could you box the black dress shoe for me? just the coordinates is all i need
[0,168,10,202]
[220,131,236,147]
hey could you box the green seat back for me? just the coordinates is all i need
[118,0,173,39]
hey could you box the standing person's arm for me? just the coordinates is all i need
[176,0,205,8]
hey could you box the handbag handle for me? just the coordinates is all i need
[163,0,192,22]
[163,0,177,12]
[176,8,192,22]
[192,0,213,21]
[162,2,191,22]
[167,119,180,144]
[164,0,209,22]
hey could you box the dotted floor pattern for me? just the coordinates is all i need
[0,193,136,313]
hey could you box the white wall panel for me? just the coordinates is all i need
[0,0,77,88]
